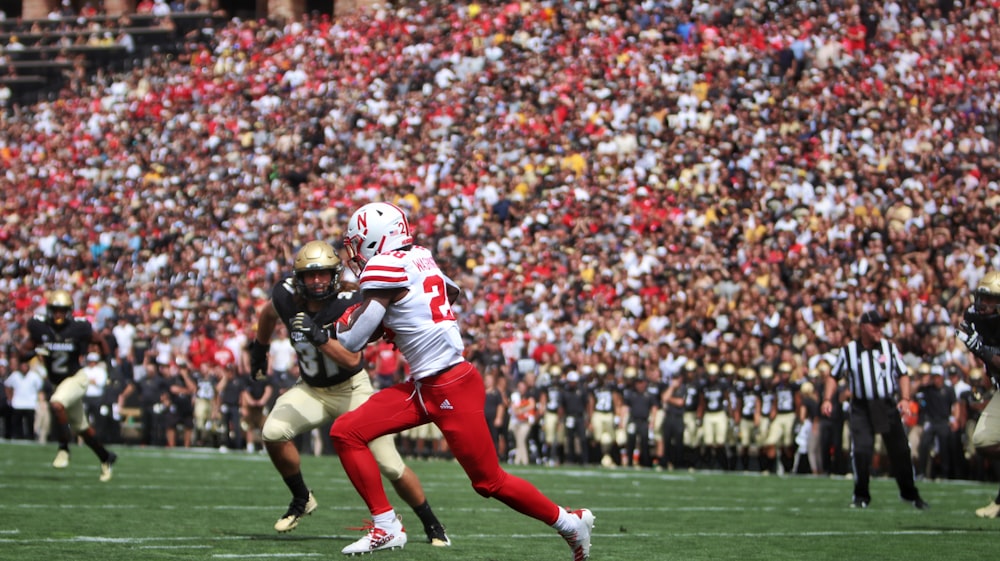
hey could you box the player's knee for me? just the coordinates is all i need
[472,478,501,498]
[261,419,292,443]
[599,433,613,446]
[329,420,361,449]
[471,466,508,498]
[379,462,406,481]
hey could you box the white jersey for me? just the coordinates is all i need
[359,245,464,379]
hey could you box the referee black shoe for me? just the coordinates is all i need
[850,498,869,509]
[909,497,930,510]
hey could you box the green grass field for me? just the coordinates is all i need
[1,441,997,560]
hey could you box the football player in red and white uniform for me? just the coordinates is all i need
[323,202,594,559]
[251,240,449,544]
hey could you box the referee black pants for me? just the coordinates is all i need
[849,399,920,503]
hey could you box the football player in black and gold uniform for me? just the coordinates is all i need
[249,240,449,545]
[958,271,1000,517]
[20,289,117,481]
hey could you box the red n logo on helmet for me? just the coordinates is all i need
[356,211,368,235]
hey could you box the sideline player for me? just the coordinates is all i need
[250,240,449,545]
[958,272,1000,517]
[20,289,117,481]
[324,202,594,558]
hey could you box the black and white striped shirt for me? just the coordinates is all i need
[831,339,909,401]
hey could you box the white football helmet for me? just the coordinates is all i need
[344,202,413,273]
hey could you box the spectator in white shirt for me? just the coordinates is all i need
[4,357,45,440]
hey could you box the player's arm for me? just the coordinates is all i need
[17,323,41,360]
[315,336,362,369]
[248,301,278,379]
[288,308,364,366]
[254,300,279,345]
[177,368,196,395]
[959,323,1000,370]
[335,288,400,353]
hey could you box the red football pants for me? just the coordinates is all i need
[330,361,561,524]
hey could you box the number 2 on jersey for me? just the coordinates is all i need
[424,275,456,323]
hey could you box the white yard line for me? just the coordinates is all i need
[0,528,981,546]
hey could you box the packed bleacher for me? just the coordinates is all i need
[0,1,998,479]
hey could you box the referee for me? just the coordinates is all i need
[821,311,929,509]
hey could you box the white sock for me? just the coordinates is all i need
[374,510,400,531]
[552,508,577,534]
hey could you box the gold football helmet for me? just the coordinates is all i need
[975,271,1000,314]
[967,271,1000,339]
[292,240,342,301]
[47,289,73,326]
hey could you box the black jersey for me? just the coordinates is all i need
[560,385,588,417]
[683,381,701,412]
[624,387,657,421]
[760,387,776,416]
[544,384,562,413]
[271,275,364,388]
[591,384,618,414]
[774,381,798,414]
[738,383,760,418]
[702,379,729,413]
[27,316,93,385]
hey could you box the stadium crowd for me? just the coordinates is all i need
[0,0,999,481]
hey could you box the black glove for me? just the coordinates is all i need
[292,312,330,346]
[248,339,269,380]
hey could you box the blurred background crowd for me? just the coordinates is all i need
[0,0,998,480]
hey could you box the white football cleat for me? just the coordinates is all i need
[976,501,1000,518]
[52,449,70,469]
[275,491,319,533]
[341,516,407,555]
[560,508,595,561]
